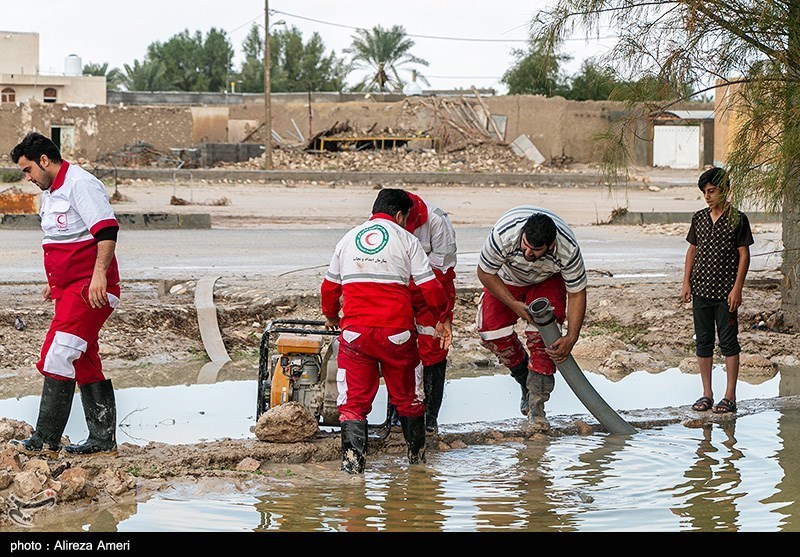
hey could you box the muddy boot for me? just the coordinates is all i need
[527,373,555,430]
[9,376,75,459]
[340,420,367,474]
[423,360,447,433]
[509,358,530,416]
[399,415,427,464]
[64,379,117,455]
[387,405,401,429]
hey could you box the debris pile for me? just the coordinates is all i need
[220,142,574,174]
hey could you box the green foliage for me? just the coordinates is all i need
[563,59,618,100]
[120,59,167,92]
[236,24,347,93]
[146,28,234,92]
[238,24,266,93]
[270,26,347,92]
[501,39,570,96]
[344,24,429,92]
[0,170,24,182]
[83,62,124,91]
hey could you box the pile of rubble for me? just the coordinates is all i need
[221,142,581,174]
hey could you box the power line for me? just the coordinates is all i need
[271,9,529,43]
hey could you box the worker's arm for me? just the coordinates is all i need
[88,239,116,309]
[477,266,531,323]
[545,288,586,363]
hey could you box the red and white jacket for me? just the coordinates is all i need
[321,213,448,331]
[39,161,120,291]
[405,192,457,320]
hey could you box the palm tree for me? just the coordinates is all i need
[82,62,124,91]
[120,59,167,92]
[344,24,429,92]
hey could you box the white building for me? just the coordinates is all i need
[0,30,106,106]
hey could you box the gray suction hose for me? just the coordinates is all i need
[527,297,637,435]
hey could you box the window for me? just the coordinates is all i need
[1,87,14,103]
[43,87,57,103]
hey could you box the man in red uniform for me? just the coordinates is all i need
[403,192,457,433]
[321,188,451,474]
[9,132,121,458]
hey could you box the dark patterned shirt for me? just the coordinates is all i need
[686,208,754,299]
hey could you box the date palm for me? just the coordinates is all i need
[344,24,429,92]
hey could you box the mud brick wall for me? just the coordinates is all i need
[0,102,194,163]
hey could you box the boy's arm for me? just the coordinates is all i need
[728,245,751,312]
[680,244,696,303]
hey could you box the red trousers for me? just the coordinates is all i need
[476,274,566,375]
[336,325,424,422]
[37,282,120,385]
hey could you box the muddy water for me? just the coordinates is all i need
[3,363,800,532]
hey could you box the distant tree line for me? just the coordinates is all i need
[82,23,698,102]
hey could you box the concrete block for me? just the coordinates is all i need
[178,214,211,229]
[142,213,180,229]
[116,214,145,228]
[509,134,546,166]
[0,214,40,229]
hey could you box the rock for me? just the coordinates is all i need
[739,353,777,374]
[255,401,319,443]
[598,350,666,380]
[55,467,87,502]
[98,468,136,496]
[678,357,697,373]
[575,420,594,435]
[572,335,626,360]
[235,457,261,471]
[12,469,45,499]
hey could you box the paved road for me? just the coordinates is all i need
[1,224,783,286]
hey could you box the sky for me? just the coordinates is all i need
[1,0,614,94]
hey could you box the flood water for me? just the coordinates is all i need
[2,362,800,532]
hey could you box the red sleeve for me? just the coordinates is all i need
[419,276,448,323]
[320,278,342,319]
[435,268,457,321]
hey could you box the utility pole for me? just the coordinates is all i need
[263,0,272,170]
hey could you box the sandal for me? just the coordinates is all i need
[692,397,714,412]
[712,398,737,414]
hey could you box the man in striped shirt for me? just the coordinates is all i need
[476,206,587,427]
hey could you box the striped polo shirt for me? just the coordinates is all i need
[478,205,587,292]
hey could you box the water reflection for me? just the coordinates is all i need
[3,362,800,532]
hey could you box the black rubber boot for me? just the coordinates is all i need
[9,376,75,458]
[64,379,117,455]
[387,405,401,429]
[509,358,530,416]
[423,360,447,433]
[399,415,427,464]
[340,420,367,474]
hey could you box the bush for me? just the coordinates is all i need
[0,170,24,183]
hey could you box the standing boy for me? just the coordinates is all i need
[681,167,754,414]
